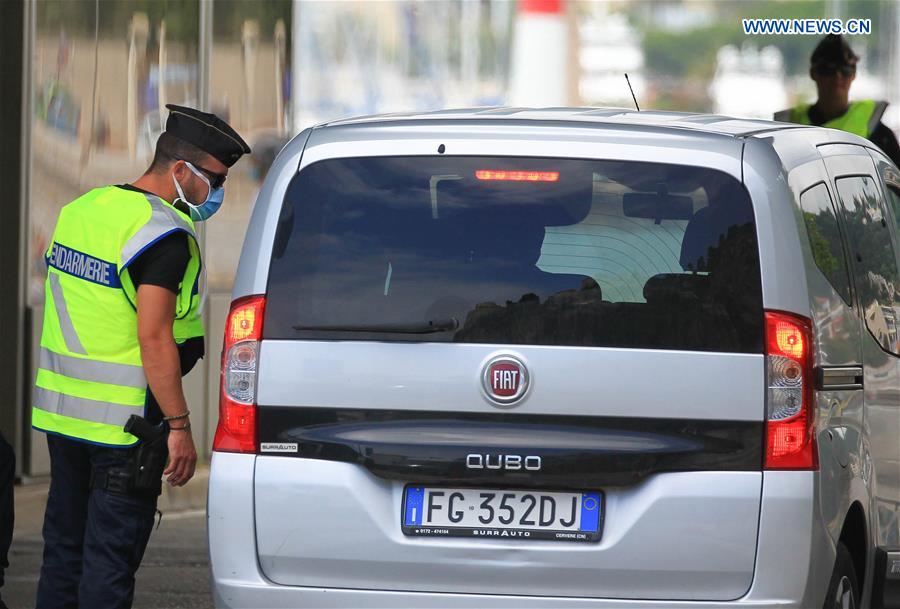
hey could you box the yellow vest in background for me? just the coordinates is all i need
[775,100,888,139]
[32,186,205,446]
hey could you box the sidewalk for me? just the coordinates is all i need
[6,467,212,609]
[14,465,210,538]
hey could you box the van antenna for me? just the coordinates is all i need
[625,73,640,112]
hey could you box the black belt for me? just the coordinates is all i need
[89,468,164,528]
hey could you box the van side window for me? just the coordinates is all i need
[799,184,853,306]
[834,176,900,355]
[887,184,900,236]
[873,153,900,235]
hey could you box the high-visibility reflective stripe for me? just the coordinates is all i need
[33,387,143,428]
[31,407,138,447]
[120,194,195,266]
[39,347,146,390]
[196,243,208,317]
[49,273,87,355]
[869,101,888,136]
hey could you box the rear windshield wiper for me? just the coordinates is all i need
[292,318,459,334]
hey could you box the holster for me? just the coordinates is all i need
[128,428,169,496]
[90,420,169,498]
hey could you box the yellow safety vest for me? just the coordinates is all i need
[32,186,205,446]
[774,100,888,139]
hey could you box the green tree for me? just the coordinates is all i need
[633,0,892,80]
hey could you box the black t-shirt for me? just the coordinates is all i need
[807,105,900,167]
[128,231,191,294]
[117,184,205,376]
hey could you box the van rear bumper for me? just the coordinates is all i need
[209,454,832,609]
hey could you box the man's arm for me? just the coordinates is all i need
[870,122,900,168]
[136,284,197,487]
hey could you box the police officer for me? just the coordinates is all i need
[775,34,900,166]
[0,431,13,609]
[34,105,249,609]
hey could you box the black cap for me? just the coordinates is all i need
[164,104,251,167]
[811,34,859,68]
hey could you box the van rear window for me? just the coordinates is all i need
[265,156,764,352]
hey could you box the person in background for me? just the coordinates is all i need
[775,34,900,167]
[33,105,249,609]
[0,432,13,609]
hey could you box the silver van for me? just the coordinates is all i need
[208,108,900,609]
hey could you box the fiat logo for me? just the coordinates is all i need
[481,355,529,406]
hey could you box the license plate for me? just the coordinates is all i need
[401,486,603,542]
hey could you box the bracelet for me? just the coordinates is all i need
[169,423,192,432]
[163,410,190,421]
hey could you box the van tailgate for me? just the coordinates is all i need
[252,341,764,600]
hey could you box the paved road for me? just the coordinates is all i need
[3,484,213,609]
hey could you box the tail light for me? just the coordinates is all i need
[213,295,266,453]
[475,170,560,182]
[764,310,817,470]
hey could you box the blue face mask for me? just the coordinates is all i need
[173,161,225,221]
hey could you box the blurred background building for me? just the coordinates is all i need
[2,0,898,475]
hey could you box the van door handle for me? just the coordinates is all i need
[818,366,864,390]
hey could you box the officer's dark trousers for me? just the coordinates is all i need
[35,434,157,609]
[0,432,15,592]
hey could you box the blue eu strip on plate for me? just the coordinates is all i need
[405,486,425,526]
